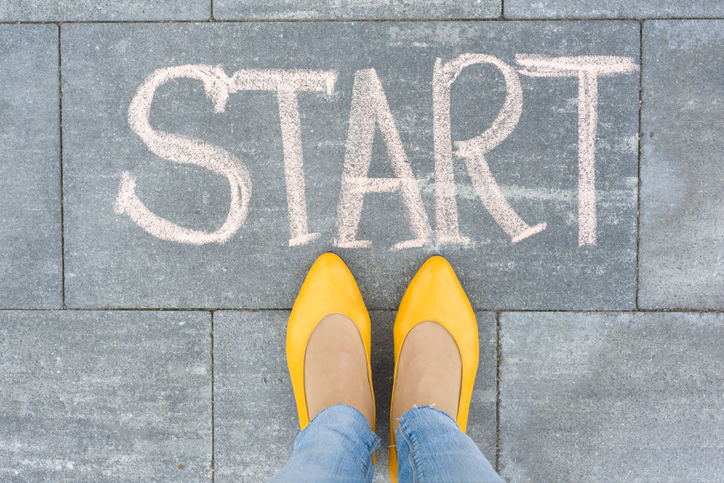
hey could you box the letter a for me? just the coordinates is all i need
[334,68,432,250]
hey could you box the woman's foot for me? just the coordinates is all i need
[391,321,462,431]
[304,313,375,429]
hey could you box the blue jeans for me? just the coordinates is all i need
[271,404,503,483]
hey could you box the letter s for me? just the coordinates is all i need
[115,65,252,245]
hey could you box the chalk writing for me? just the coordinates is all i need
[117,65,337,246]
[433,54,546,245]
[117,55,638,249]
[516,55,639,246]
[118,65,252,245]
[334,68,432,250]
[235,69,338,247]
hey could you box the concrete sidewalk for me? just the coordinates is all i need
[0,1,722,481]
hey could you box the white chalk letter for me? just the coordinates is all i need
[334,68,432,250]
[433,54,546,245]
[516,55,638,246]
[117,65,252,245]
[230,69,338,246]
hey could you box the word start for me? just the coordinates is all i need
[114,54,638,249]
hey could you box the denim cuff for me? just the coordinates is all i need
[398,404,460,432]
[395,405,503,483]
[282,404,380,481]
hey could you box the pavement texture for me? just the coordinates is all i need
[0,2,723,482]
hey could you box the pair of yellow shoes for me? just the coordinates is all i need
[286,253,479,482]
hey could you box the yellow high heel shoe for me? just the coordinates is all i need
[389,256,479,482]
[286,252,376,433]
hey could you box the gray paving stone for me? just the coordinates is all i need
[62,22,639,310]
[213,310,296,482]
[0,310,212,481]
[499,311,724,482]
[214,310,497,481]
[0,1,209,21]
[0,25,61,309]
[505,0,724,19]
[639,21,724,310]
[214,0,500,20]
